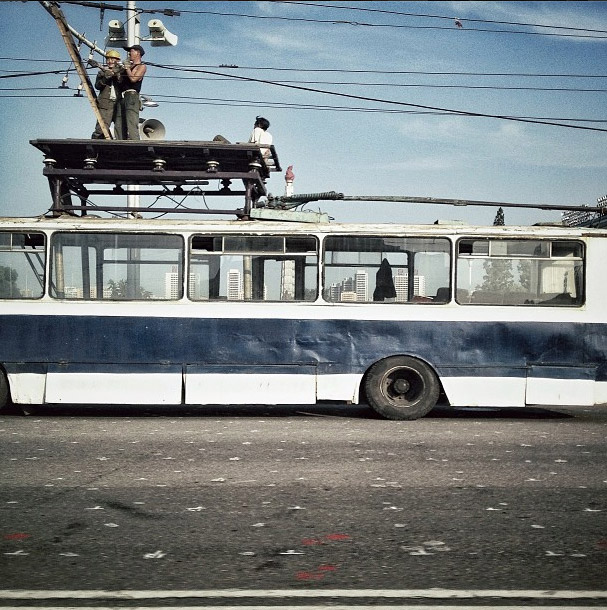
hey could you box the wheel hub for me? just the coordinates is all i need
[392,378,410,394]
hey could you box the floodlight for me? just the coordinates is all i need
[147,19,178,46]
[105,20,127,47]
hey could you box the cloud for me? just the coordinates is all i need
[395,114,607,170]
[245,29,317,52]
[385,156,461,171]
[398,115,483,143]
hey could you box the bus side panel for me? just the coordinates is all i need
[184,365,316,405]
[1,314,605,408]
[44,364,182,405]
[5,364,46,404]
[526,365,595,406]
[316,373,361,402]
[594,382,607,405]
[439,375,526,407]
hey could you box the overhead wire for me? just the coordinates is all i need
[141,76,607,93]
[48,0,607,39]
[3,70,607,93]
[159,5,607,39]
[1,71,603,126]
[1,84,602,126]
[145,61,607,133]
[55,0,607,37]
[276,1,607,35]
[0,69,74,79]
[1,58,606,79]
[3,5,604,130]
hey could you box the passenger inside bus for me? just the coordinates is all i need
[373,258,396,302]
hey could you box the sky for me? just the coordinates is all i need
[0,0,606,225]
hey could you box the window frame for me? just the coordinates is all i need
[0,231,46,300]
[49,231,185,301]
[455,237,585,307]
[321,234,453,304]
[188,233,319,302]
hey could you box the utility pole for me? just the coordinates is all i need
[125,0,140,214]
[40,1,112,139]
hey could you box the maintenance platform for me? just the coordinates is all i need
[30,139,281,218]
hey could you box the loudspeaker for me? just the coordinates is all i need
[138,118,166,140]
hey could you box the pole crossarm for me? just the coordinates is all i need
[39,1,112,140]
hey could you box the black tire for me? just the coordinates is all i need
[0,368,10,412]
[364,356,440,420]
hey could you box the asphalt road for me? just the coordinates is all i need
[1,402,606,604]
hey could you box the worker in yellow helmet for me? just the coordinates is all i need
[91,49,124,139]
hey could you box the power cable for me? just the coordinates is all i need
[52,0,607,39]
[146,62,607,133]
[144,93,607,123]
[153,6,607,39]
[57,0,180,17]
[276,1,607,35]
[0,69,72,79]
[1,58,606,79]
[143,75,607,93]
[1,89,603,125]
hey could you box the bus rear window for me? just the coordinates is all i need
[456,238,584,306]
[0,232,46,299]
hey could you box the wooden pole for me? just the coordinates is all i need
[39,1,112,139]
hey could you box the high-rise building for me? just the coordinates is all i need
[355,270,368,302]
[165,270,180,299]
[189,273,201,300]
[227,268,243,300]
[329,282,341,302]
[393,268,426,302]
[281,260,295,300]
[394,269,408,302]
[165,269,198,300]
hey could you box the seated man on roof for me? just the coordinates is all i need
[248,116,273,160]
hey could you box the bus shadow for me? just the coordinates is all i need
[6,402,574,420]
[428,404,574,420]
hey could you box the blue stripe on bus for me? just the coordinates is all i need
[1,315,605,380]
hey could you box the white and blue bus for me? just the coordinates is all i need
[0,216,604,419]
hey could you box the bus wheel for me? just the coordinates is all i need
[365,356,440,420]
[0,369,10,412]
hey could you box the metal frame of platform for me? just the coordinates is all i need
[30,139,282,218]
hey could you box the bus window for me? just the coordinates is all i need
[189,234,318,301]
[456,238,584,306]
[322,236,451,303]
[50,233,184,300]
[0,232,45,299]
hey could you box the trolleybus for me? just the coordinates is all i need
[1,215,604,419]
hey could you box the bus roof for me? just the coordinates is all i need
[2,215,607,238]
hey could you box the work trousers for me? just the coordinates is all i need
[91,98,117,139]
[114,90,140,140]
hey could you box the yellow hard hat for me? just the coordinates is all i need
[105,50,120,59]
